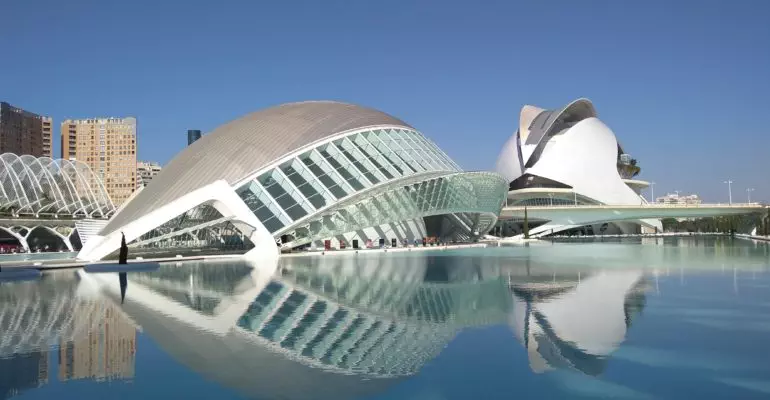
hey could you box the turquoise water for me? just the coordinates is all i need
[0,251,77,263]
[1,237,770,399]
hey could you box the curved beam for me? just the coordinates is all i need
[78,180,277,262]
[279,171,508,248]
[0,153,29,213]
[523,98,597,168]
[24,155,65,214]
[0,226,28,251]
[39,158,80,215]
[70,159,112,217]
[58,159,89,216]
[76,159,115,216]
[25,225,73,251]
[14,155,45,214]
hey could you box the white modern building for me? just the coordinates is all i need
[656,192,701,205]
[78,101,508,261]
[495,98,661,237]
[136,161,162,189]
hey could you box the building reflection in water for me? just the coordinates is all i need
[84,252,652,399]
[0,271,136,399]
[509,268,647,375]
[0,251,656,399]
[86,254,512,399]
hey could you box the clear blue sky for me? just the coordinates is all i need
[1,0,768,202]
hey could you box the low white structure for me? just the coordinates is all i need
[495,98,661,236]
[136,161,162,189]
[656,192,702,205]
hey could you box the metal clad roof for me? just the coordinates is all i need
[102,101,413,234]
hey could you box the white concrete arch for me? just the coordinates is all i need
[78,180,277,262]
[0,226,27,251]
[25,225,73,251]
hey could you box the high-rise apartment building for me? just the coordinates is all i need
[136,161,162,189]
[0,101,52,157]
[60,117,137,206]
[187,129,201,145]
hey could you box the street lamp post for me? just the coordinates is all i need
[548,193,554,207]
[650,182,655,203]
[724,180,733,205]
[747,188,755,204]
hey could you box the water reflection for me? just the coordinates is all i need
[0,272,136,398]
[83,255,512,399]
[1,237,768,399]
[82,251,662,398]
[510,270,646,375]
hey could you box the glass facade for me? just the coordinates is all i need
[234,127,504,248]
[120,204,255,257]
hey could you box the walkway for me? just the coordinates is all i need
[500,203,766,238]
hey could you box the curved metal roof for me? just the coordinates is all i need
[103,101,413,234]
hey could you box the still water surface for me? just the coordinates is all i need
[2,237,770,399]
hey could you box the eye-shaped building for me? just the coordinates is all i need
[78,101,508,261]
[495,98,660,236]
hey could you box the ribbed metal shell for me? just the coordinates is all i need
[103,101,413,234]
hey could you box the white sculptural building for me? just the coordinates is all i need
[495,98,661,237]
[78,101,508,261]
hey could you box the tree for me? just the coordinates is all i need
[522,207,530,238]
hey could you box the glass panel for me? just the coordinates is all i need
[351,133,396,180]
[279,172,508,248]
[383,129,426,173]
[236,181,286,233]
[281,162,327,209]
[319,146,365,191]
[369,129,416,174]
[117,204,256,258]
[338,136,387,183]
[301,155,348,199]
[258,169,309,221]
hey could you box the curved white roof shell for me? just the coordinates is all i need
[104,101,413,234]
[0,153,114,217]
[81,101,508,261]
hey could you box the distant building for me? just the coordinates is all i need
[187,129,201,146]
[656,193,702,205]
[0,101,52,157]
[60,117,137,206]
[136,161,162,189]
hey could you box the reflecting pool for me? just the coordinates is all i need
[2,237,770,399]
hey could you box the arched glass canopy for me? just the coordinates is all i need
[0,153,115,218]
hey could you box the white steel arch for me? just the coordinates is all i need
[0,153,29,213]
[0,153,116,217]
[23,155,67,214]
